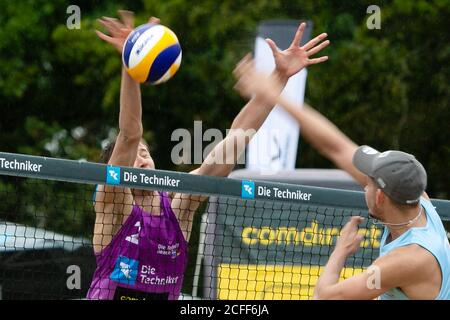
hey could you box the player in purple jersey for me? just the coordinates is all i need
[88,10,330,300]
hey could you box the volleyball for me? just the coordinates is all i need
[122,23,182,84]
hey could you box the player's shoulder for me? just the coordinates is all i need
[373,244,434,288]
[378,244,434,271]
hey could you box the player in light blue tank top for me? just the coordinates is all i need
[309,145,450,300]
[237,71,450,299]
[379,197,450,300]
[235,70,450,299]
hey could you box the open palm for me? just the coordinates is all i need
[268,22,330,78]
[96,10,160,53]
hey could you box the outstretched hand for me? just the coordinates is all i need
[268,22,330,78]
[96,10,160,53]
[233,22,330,102]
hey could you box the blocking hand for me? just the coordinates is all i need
[96,10,160,53]
[269,22,330,78]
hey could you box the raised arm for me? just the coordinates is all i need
[95,12,157,166]
[278,98,366,186]
[232,56,366,187]
[197,22,330,177]
[93,12,158,252]
[171,23,330,241]
[195,57,288,177]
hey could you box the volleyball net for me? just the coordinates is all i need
[0,152,449,300]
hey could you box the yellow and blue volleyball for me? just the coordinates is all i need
[122,23,182,84]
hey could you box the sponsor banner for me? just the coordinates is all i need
[218,264,365,300]
[215,204,382,267]
[0,157,42,173]
[242,180,312,202]
[213,194,383,299]
[1,152,449,215]
[0,152,369,208]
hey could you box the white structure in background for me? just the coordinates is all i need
[247,21,312,174]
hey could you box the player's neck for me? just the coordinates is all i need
[387,205,426,241]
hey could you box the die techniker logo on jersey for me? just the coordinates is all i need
[157,243,181,259]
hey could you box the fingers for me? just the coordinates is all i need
[98,17,122,37]
[95,30,114,44]
[307,40,330,57]
[233,54,258,98]
[349,216,365,226]
[233,70,254,96]
[233,76,252,98]
[119,27,132,38]
[118,10,135,28]
[233,80,249,97]
[290,22,306,48]
[342,216,364,232]
[103,17,121,29]
[148,16,161,25]
[97,18,109,30]
[307,56,329,65]
[302,32,328,51]
[265,38,280,57]
[356,234,365,242]
[233,53,253,79]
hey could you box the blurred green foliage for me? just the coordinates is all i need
[0,0,449,297]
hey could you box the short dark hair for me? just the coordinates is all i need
[99,141,115,164]
[99,138,150,164]
[369,177,418,211]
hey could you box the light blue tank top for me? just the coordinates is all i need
[379,197,450,300]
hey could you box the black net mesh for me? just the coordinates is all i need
[0,156,449,300]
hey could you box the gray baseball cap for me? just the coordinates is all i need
[352,145,427,205]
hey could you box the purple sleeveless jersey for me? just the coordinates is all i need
[87,192,188,300]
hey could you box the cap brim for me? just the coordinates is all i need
[352,145,380,177]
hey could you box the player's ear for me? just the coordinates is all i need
[376,189,385,207]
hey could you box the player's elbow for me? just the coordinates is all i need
[313,289,329,300]
[198,163,234,178]
[313,286,343,300]
[312,286,326,300]
[313,291,329,300]
[117,127,143,145]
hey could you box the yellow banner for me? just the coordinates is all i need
[241,221,382,248]
[218,264,365,300]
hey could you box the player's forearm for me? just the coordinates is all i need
[277,98,366,185]
[197,99,270,177]
[230,96,271,132]
[198,73,288,177]
[224,72,288,163]
[118,68,143,140]
[199,130,246,177]
[313,250,347,299]
[279,98,355,158]
[231,72,288,131]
